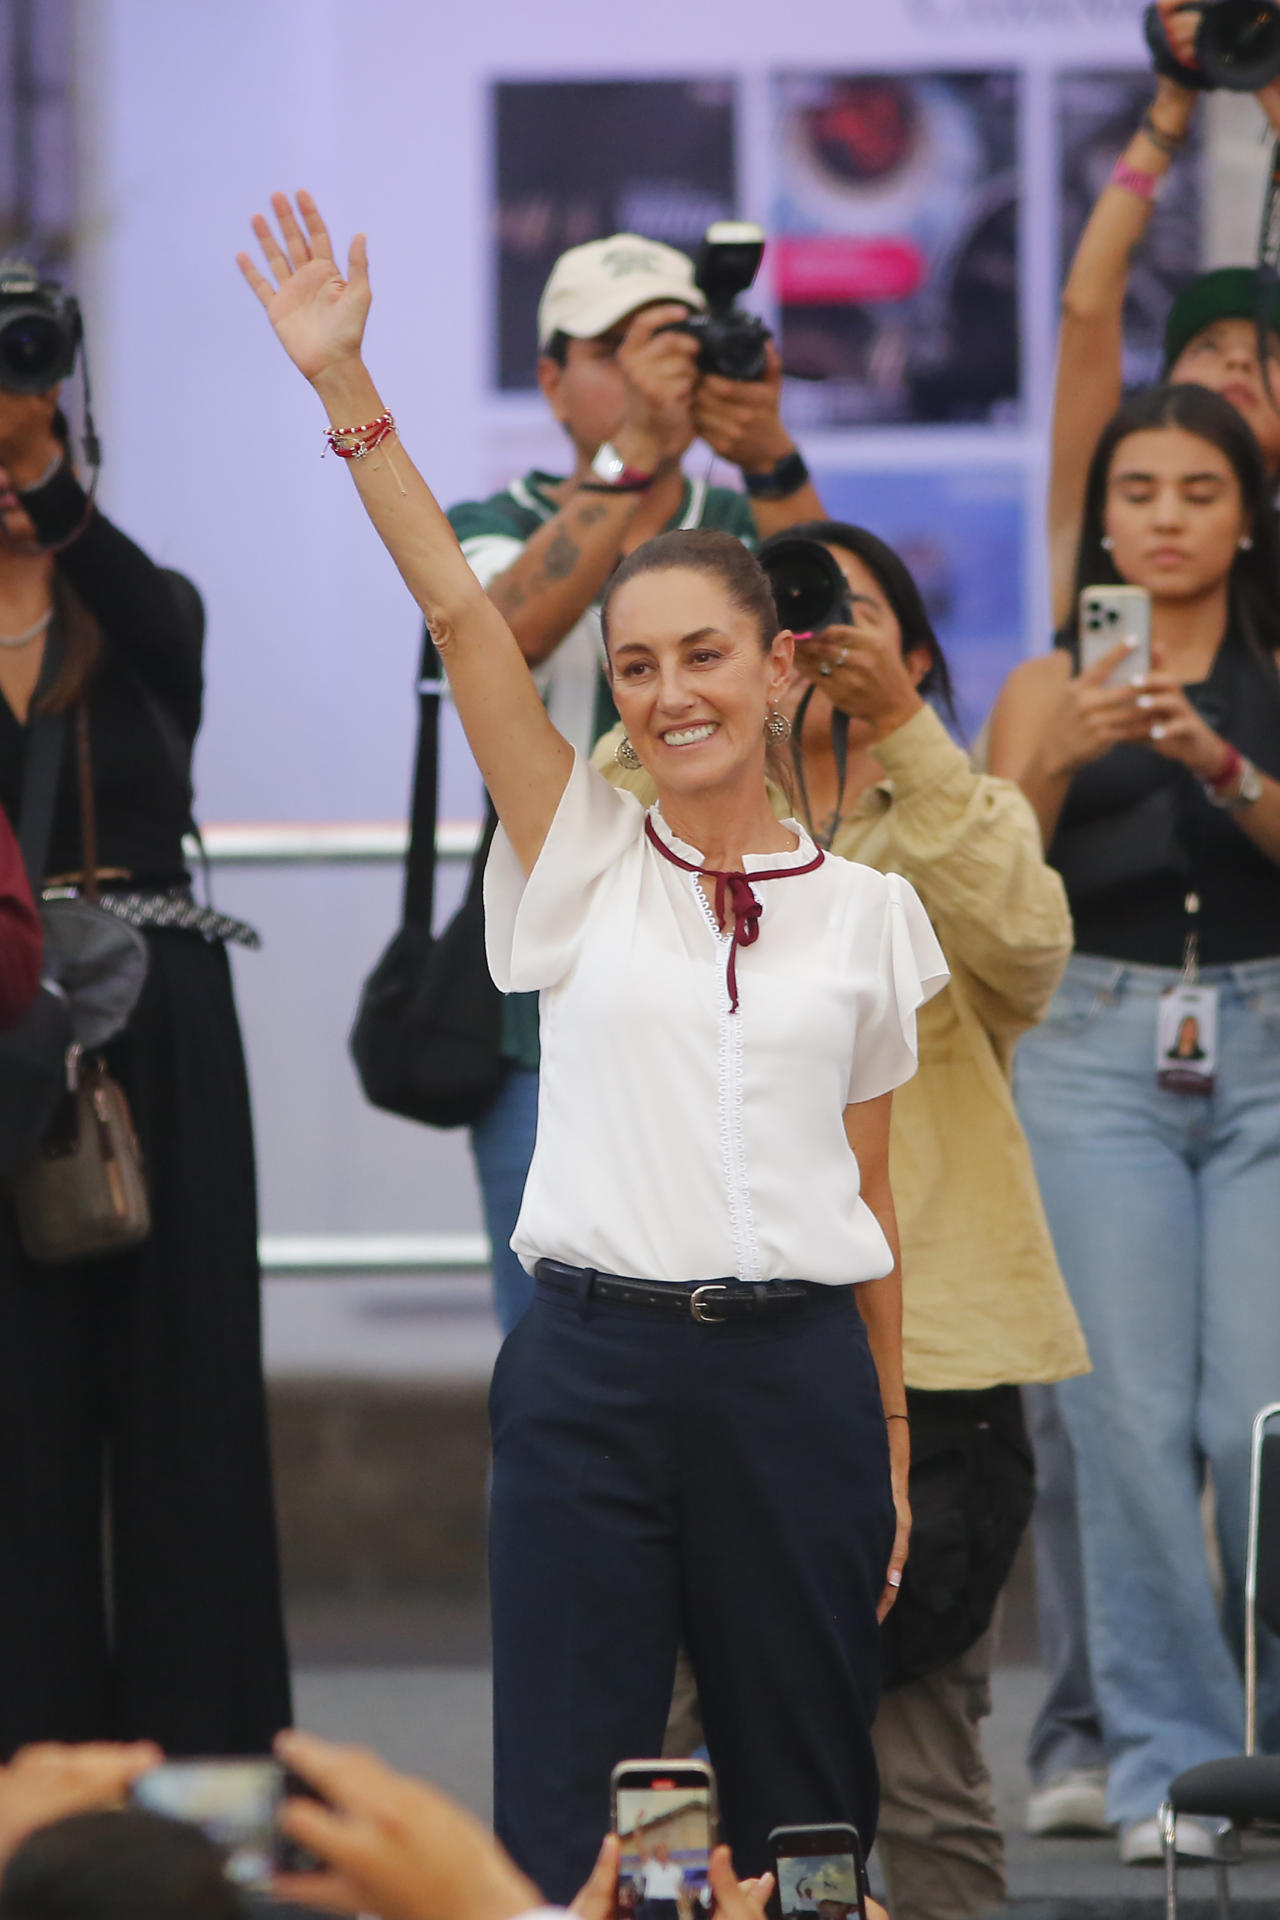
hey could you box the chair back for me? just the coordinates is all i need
[1245,1402,1280,1753]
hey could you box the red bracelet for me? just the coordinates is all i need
[1209,743,1243,793]
[324,411,396,460]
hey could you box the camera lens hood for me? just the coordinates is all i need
[759,537,853,637]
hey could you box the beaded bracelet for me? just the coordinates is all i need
[324,411,396,460]
[1142,109,1187,157]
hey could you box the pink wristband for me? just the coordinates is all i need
[1110,158,1161,203]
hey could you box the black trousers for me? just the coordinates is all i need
[489,1277,894,1903]
[0,931,292,1756]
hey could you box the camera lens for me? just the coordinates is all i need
[1198,0,1280,89]
[1106,606,1120,623]
[1,313,61,378]
[760,538,851,636]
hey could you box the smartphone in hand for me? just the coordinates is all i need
[1079,584,1151,684]
[769,1822,868,1920]
[612,1760,718,1919]
[129,1757,322,1888]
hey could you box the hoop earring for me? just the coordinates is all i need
[1240,534,1254,551]
[1100,536,1115,552]
[765,709,792,743]
[615,734,642,770]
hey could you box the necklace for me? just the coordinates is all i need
[0,607,53,649]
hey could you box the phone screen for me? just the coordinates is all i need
[615,1772,714,1920]
[774,1848,867,1920]
[130,1760,285,1888]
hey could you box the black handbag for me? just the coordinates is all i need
[349,629,510,1129]
[881,1384,1035,1689]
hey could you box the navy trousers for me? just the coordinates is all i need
[489,1278,894,1903]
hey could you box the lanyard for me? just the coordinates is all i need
[1181,889,1202,985]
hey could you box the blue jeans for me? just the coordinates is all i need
[469,1067,538,1338]
[1014,952,1280,1822]
[1023,1381,1106,1786]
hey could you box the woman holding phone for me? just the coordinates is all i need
[988,381,1280,1862]
[239,193,947,1905]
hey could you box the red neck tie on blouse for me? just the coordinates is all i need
[644,814,824,1013]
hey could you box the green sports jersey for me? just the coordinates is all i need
[449,468,758,1074]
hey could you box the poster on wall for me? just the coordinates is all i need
[773,72,1020,429]
[811,465,1026,736]
[1057,71,1201,387]
[492,79,736,391]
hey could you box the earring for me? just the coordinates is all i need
[1101,536,1115,552]
[1240,535,1254,551]
[765,709,792,743]
[615,734,642,770]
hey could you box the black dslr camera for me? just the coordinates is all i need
[0,261,84,394]
[663,221,771,382]
[758,537,852,637]
[1144,0,1280,90]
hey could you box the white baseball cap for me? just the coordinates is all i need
[537,233,705,349]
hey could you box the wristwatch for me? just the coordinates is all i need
[583,442,655,493]
[1204,753,1264,809]
[742,448,810,501]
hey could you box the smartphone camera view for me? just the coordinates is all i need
[130,1759,288,1889]
[772,1828,867,1920]
[614,1768,715,1920]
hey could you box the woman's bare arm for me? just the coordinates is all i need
[238,192,570,874]
[1049,73,1195,627]
[844,1093,909,1622]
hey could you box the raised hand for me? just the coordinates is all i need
[0,1742,162,1872]
[1040,638,1149,778]
[237,191,370,385]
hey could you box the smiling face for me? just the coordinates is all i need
[1102,425,1249,603]
[606,566,793,799]
[1169,318,1280,469]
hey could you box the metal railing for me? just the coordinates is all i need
[195,820,492,1280]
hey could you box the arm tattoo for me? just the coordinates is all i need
[576,502,610,528]
[543,528,581,580]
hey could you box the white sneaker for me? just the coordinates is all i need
[1119,1814,1239,1866]
[1026,1767,1113,1836]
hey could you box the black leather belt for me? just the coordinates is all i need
[534,1259,846,1324]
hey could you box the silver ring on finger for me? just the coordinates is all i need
[818,661,834,678]
[836,646,849,666]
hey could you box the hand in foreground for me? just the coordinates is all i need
[1153,0,1201,80]
[0,1742,161,1873]
[794,615,925,741]
[572,1833,775,1920]
[692,342,793,477]
[237,191,371,386]
[271,1729,540,1920]
[1134,668,1231,779]
[1038,638,1149,779]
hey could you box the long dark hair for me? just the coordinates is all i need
[1070,382,1280,674]
[768,518,960,727]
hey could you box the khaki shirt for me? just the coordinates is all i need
[592,706,1089,1391]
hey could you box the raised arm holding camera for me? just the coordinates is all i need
[448,228,825,1338]
[1048,0,1280,628]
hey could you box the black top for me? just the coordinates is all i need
[0,464,203,886]
[1048,631,1280,967]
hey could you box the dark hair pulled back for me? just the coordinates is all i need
[1071,382,1280,675]
[600,527,779,653]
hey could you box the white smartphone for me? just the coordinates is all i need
[1078,585,1151,684]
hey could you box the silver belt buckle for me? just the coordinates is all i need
[690,1284,730,1324]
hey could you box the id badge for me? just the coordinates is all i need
[1156,983,1219,1096]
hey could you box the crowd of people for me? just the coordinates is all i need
[3,2,1280,1915]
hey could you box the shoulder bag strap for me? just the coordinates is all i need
[402,624,443,931]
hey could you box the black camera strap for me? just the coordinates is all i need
[1257,139,1280,413]
[403,624,445,931]
[789,687,851,851]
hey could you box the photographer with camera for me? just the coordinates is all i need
[0,273,290,1758]
[597,524,1086,1920]
[1048,0,1280,631]
[447,229,824,1336]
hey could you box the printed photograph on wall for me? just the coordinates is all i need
[1057,71,1201,386]
[773,72,1020,428]
[809,465,1026,738]
[492,79,736,391]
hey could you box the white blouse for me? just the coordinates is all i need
[484,754,949,1286]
